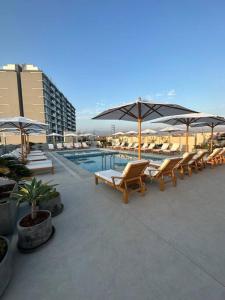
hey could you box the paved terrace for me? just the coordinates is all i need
[3,151,225,300]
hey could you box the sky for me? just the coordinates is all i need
[1,0,225,134]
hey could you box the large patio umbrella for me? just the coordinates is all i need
[191,119,225,152]
[47,132,63,146]
[159,125,185,143]
[151,113,225,152]
[64,133,79,147]
[141,128,157,135]
[0,117,47,160]
[92,98,196,159]
[112,131,125,136]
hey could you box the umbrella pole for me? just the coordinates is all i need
[20,130,24,161]
[27,134,30,153]
[210,126,214,153]
[138,118,142,159]
[186,124,189,152]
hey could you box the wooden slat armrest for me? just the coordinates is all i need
[111,176,124,187]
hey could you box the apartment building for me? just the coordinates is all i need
[0,64,76,143]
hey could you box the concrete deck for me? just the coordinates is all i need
[2,153,225,300]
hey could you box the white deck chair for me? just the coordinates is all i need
[95,160,149,203]
[82,142,89,148]
[163,143,180,154]
[26,160,54,174]
[74,142,82,149]
[152,143,169,153]
[56,143,63,150]
[48,144,54,150]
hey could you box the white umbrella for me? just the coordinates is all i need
[47,133,63,137]
[112,131,125,136]
[47,132,63,146]
[151,113,225,152]
[159,125,185,133]
[0,117,48,160]
[125,130,137,135]
[64,133,79,146]
[159,125,185,144]
[191,119,225,152]
[141,128,157,134]
[93,97,196,159]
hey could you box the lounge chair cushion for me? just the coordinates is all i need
[26,160,53,170]
[95,169,123,185]
[27,155,47,161]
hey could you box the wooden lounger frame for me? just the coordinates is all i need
[147,157,182,191]
[95,161,149,204]
[176,152,196,179]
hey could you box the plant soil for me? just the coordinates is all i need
[0,238,7,263]
[20,211,49,227]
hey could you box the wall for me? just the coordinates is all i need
[0,70,21,116]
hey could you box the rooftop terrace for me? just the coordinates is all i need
[2,151,225,300]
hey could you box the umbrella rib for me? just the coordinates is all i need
[119,103,137,120]
[118,107,137,120]
[142,104,164,119]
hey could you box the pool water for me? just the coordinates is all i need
[58,149,165,173]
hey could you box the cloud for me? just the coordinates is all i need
[167,89,176,97]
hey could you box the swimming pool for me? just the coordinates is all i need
[58,149,166,173]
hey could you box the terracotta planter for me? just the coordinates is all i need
[0,236,12,297]
[0,199,17,235]
[39,193,63,217]
[17,210,53,251]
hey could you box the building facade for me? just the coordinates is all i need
[0,64,76,143]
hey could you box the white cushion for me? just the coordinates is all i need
[27,155,47,161]
[27,160,53,169]
[95,169,123,185]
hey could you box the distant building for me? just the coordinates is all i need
[0,64,76,143]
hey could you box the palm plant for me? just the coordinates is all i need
[0,157,32,182]
[13,178,58,220]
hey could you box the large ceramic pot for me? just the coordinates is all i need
[17,210,53,251]
[0,198,17,235]
[39,193,63,217]
[0,236,12,297]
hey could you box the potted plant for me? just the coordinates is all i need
[39,187,63,217]
[13,178,55,251]
[0,166,18,235]
[0,236,12,296]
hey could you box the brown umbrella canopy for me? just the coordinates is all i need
[93,98,196,159]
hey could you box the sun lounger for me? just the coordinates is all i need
[203,148,223,168]
[48,144,54,150]
[152,143,169,153]
[216,148,225,164]
[130,143,138,151]
[123,142,134,150]
[56,143,63,150]
[82,142,89,148]
[145,157,182,191]
[27,155,48,162]
[140,143,149,151]
[26,160,54,174]
[163,143,180,155]
[96,141,102,148]
[143,143,156,152]
[74,142,82,149]
[175,152,196,178]
[95,160,149,203]
[189,150,208,172]
[118,142,126,149]
[64,143,73,149]
[29,150,44,155]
